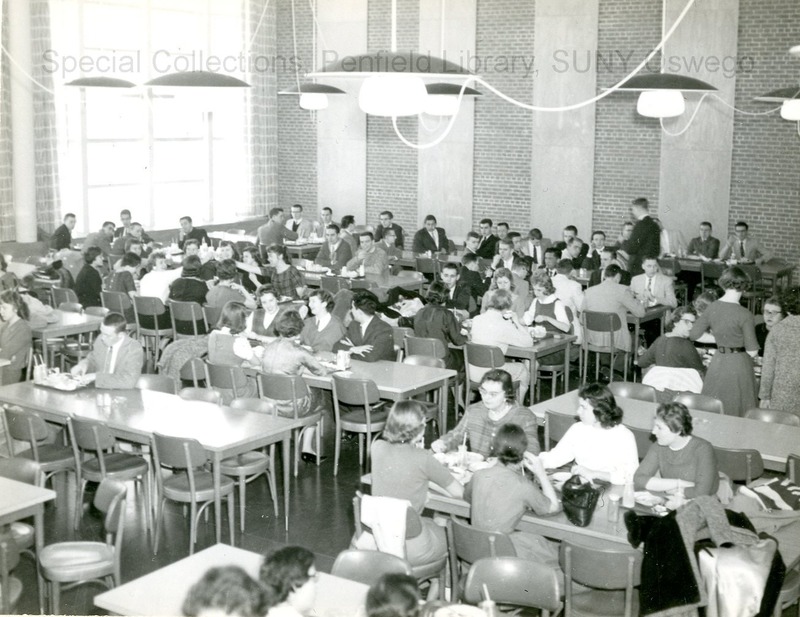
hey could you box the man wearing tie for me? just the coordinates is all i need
[719,221,772,264]
[412,215,449,255]
[540,248,560,278]
[284,204,315,238]
[70,312,143,389]
[630,257,677,345]
[476,218,499,259]
[314,224,352,272]
[522,228,550,267]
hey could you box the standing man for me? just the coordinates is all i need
[285,204,315,239]
[83,221,116,257]
[314,224,352,272]
[623,198,661,276]
[522,228,550,268]
[70,312,144,389]
[50,213,76,251]
[374,210,405,249]
[687,221,720,260]
[719,221,772,264]
[333,290,395,362]
[476,219,499,259]
[257,208,297,248]
[178,216,210,250]
[346,232,389,282]
[412,215,449,255]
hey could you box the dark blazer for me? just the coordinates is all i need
[476,234,499,259]
[444,283,474,314]
[374,223,405,249]
[314,241,353,272]
[178,227,210,250]
[624,216,661,276]
[588,268,631,287]
[413,304,467,370]
[257,221,296,247]
[459,269,489,301]
[412,227,449,254]
[50,224,72,251]
[75,264,103,308]
[333,316,395,362]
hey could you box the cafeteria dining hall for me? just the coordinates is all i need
[1,0,800,615]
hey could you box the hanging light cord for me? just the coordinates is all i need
[290,0,302,93]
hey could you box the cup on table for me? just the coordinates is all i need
[607,494,621,522]
[457,444,468,467]
[479,599,500,617]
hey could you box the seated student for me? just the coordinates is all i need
[74,246,105,308]
[314,224,353,273]
[412,215,448,255]
[375,227,403,268]
[17,275,59,329]
[413,282,467,371]
[139,251,181,303]
[366,574,421,617]
[333,290,395,362]
[208,301,259,402]
[373,210,406,250]
[266,245,306,301]
[70,312,144,389]
[465,424,560,565]
[108,252,141,323]
[459,253,490,303]
[183,566,268,617]
[481,267,527,318]
[169,255,209,306]
[506,230,523,256]
[259,546,319,617]
[206,259,257,310]
[587,248,631,287]
[756,296,785,356]
[178,215,210,250]
[439,262,473,319]
[0,254,18,291]
[240,246,268,295]
[300,289,346,354]
[245,284,286,343]
[0,289,33,385]
[339,215,359,254]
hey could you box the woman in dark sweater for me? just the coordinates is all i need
[74,246,104,308]
[412,281,467,370]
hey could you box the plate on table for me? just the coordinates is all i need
[434,451,484,469]
[35,373,89,391]
[435,605,486,617]
[634,491,665,507]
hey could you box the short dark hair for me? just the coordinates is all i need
[424,215,437,224]
[121,252,141,268]
[180,216,193,224]
[556,258,573,274]
[84,246,103,264]
[461,253,479,267]
[0,289,29,321]
[481,369,515,402]
[631,197,649,209]
[564,225,578,234]
[259,546,315,605]
[498,238,513,250]
[181,255,202,276]
[491,423,527,465]
[256,284,277,299]
[215,259,238,281]
[326,223,341,234]
[321,206,332,215]
[425,281,448,306]
[466,231,480,241]
[102,221,115,231]
[604,264,623,279]
[592,230,606,240]
[291,203,303,212]
[275,310,304,338]
[64,213,76,221]
[578,383,622,428]
[718,266,751,292]
[242,246,261,265]
[269,207,283,218]
[103,311,127,333]
[217,301,248,334]
[183,566,268,617]
[735,221,749,230]
[700,221,712,229]
[479,218,493,227]
[341,215,356,229]
[656,402,693,437]
[666,305,697,332]
[497,222,509,231]
[544,247,560,259]
[359,231,375,241]
[309,288,335,312]
[441,262,459,275]
[506,231,521,241]
[267,244,290,265]
[528,228,543,240]
[183,239,200,251]
[352,290,380,315]
[380,210,394,219]
[120,209,131,217]
[366,574,420,617]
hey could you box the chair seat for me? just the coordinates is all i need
[0,576,22,610]
[570,589,639,617]
[19,445,74,468]
[220,451,270,476]
[778,569,800,607]
[10,521,34,551]
[162,471,235,502]
[585,344,628,354]
[81,453,149,480]
[39,541,115,582]
[411,554,447,582]
[341,407,389,432]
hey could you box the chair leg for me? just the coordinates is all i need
[74,477,85,530]
[51,580,60,614]
[358,434,364,467]
[228,493,235,546]
[267,459,279,517]
[189,501,198,555]
[238,475,246,533]
[334,427,342,477]
[153,497,164,555]
[316,420,322,467]
[293,428,300,478]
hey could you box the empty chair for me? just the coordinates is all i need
[446,516,516,603]
[0,535,22,614]
[561,538,643,617]
[700,261,725,294]
[150,433,235,555]
[672,392,724,415]
[0,458,41,559]
[54,302,92,369]
[402,355,446,435]
[38,479,127,613]
[714,446,764,484]
[744,408,800,426]
[609,382,658,403]
[205,361,253,404]
[331,374,388,476]
[220,398,279,531]
[51,287,78,306]
[135,373,177,395]
[100,291,134,326]
[392,326,414,362]
[67,417,152,533]
[331,549,414,587]
[178,387,223,405]
[2,407,74,486]
[463,557,562,617]
[581,311,630,383]
[543,410,577,451]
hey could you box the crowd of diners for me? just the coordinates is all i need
[1,198,798,616]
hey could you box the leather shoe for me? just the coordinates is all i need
[301,452,328,463]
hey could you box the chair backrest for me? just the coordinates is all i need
[464,342,506,370]
[415,257,441,276]
[52,286,79,306]
[561,539,642,616]
[700,261,725,289]
[403,355,445,369]
[331,374,381,407]
[714,446,764,484]
[229,398,276,415]
[350,279,377,290]
[405,336,447,360]
[627,425,655,460]
[657,257,681,277]
[94,478,128,539]
[392,327,414,351]
[582,311,622,336]
[152,432,209,470]
[738,264,763,285]
[85,306,110,318]
[672,392,724,415]
[788,453,800,483]
[0,535,21,613]
[178,387,223,405]
[320,277,350,294]
[205,361,248,398]
[68,415,116,454]
[463,557,563,614]
[135,374,178,395]
[448,516,516,566]
[544,410,576,450]
[180,358,209,387]
[202,305,223,329]
[744,408,800,426]
[169,300,207,339]
[102,290,133,315]
[257,373,309,419]
[0,457,42,486]
[134,296,172,334]
[58,301,84,314]
[331,549,414,587]
[608,382,657,403]
[2,407,48,458]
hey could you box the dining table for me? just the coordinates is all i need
[94,543,369,616]
[303,359,456,432]
[675,256,794,296]
[30,309,104,361]
[0,383,306,536]
[504,334,577,404]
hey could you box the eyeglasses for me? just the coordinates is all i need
[478,388,504,397]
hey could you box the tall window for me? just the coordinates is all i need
[49,0,251,235]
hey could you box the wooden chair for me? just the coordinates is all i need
[658,257,687,305]
[331,549,413,587]
[561,538,642,617]
[178,387,222,405]
[609,382,658,403]
[1,407,74,486]
[402,355,446,436]
[180,358,209,388]
[392,326,414,362]
[544,410,577,451]
[463,557,563,617]
[38,479,127,613]
[714,446,764,484]
[738,264,767,313]
[405,335,462,412]
[257,373,323,477]
[205,361,251,402]
[220,398,279,531]
[133,296,173,372]
[320,277,350,294]
[744,408,800,426]
[151,433,235,555]
[330,374,388,476]
[202,305,223,330]
[581,311,630,383]
[135,374,177,395]
[168,300,208,339]
[51,287,78,306]
[464,342,520,403]
[672,392,724,415]
[700,261,725,294]
[446,515,516,603]
[100,291,135,333]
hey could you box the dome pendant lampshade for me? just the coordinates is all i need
[144,71,250,87]
[781,99,800,121]
[637,90,686,118]
[278,83,345,111]
[299,93,329,110]
[359,74,428,116]
[422,83,482,117]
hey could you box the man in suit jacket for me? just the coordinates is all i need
[339,215,359,254]
[333,290,395,362]
[581,264,645,353]
[178,215,210,250]
[412,215,449,254]
[284,204,316,239]
[257,208,298,248]
[623,198,661,276]
[583,230,608,270]
[718,221,772,264]
[440,262,474,318]
[314,224,353,272]
[686,221,720,260]
[50,213,76,251]
[521,228,551,268]
[588,248,631,287]
[83,221,116,257]
[476,218,499,259]
[561,237,589,271]
[629,257,678,309]
[70,313,144,389]
[373,210,405,249]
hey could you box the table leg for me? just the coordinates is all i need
[213,454,222,544]
[440,377,449,435]
[283,435,291,531]
[40,336,48,367]
[529,353,536,406]
[35,506,45,614]
[563,341,570,393]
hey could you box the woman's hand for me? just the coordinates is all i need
[571,464,593,481]
[431,439,446,454]
[522,452,546,475]
[533,315,548,324]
